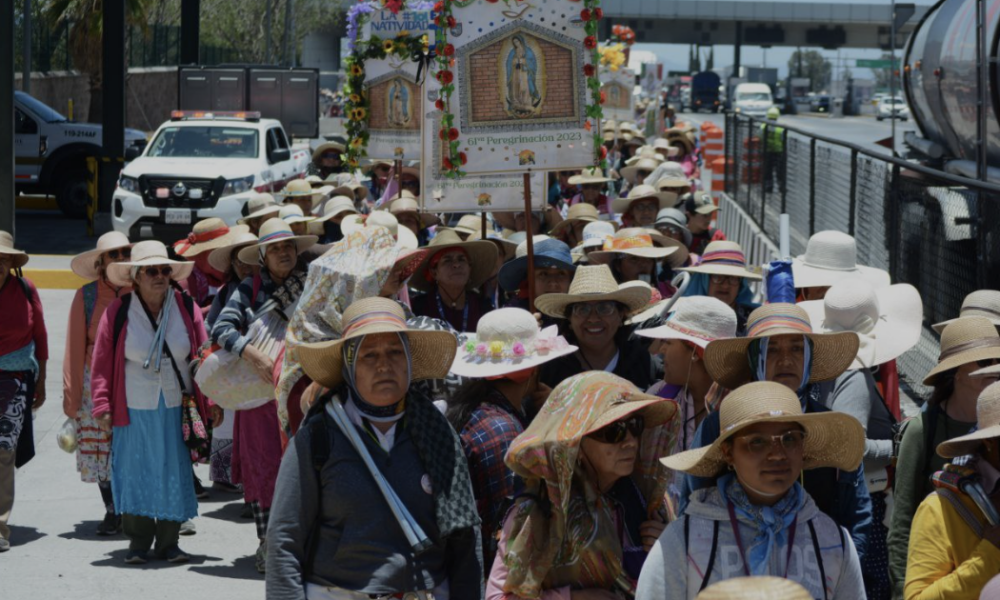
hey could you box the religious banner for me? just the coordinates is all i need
[600,67,635,121]
[432,0,606,177]
[363,56,424,161]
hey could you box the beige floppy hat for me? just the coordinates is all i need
[660,381,865,478]
[696,576,812,600]
[679,241,763,281]
[588,227,679,262]
[623,146,666,166]
[207,231,260,274]
[71,231,132,280]
[0,231,29,270]
[172,218,251,258]
[704,303,860,391]
[106,240,194,287]
[549,203,606,237]
[792,230,891,290]
[937,381,1000,458]
[567,167,612,186]
[281,179,322,209]
[446,214,487,237]
[279,204,317,225]
[933,290,1000,334]
[800,279,923,370]
[410,229,499,293]
[237,218,318,266]
[652,161,690,190]
[620,158,662,186]
[238,193,282,224]
[311,140,345,162]
[535,264,652,318]
[389,193,441,228]
[611,185,678,216]
[313,196,359,223]
[923,317,1000,386]
[298,297,457,389]
[450,308,578,379]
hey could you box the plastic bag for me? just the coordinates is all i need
[57,418,77,453]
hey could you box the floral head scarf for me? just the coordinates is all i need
[502,371,675,597]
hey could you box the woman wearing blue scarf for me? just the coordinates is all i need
[680,241,762,336]
[637,381,866,599]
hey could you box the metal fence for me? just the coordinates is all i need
[724,112,1000,399]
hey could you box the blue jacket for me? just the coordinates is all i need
[676,394,872,562]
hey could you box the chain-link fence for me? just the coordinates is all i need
[724,113,1000,400]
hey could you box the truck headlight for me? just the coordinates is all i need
[221,175,255,197]
[118,175,139,194]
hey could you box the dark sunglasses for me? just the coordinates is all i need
[143,266,174,278]
[978,358,1000,369]
[588,414,645,444]
[105,248,132,260]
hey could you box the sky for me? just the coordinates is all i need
[627,0,938,88]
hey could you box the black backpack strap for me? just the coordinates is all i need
[303,407,333,578]
[16,276,32,303]
[808,520,830,600]
[112,294,133,349]
[699,520,720,591]
[923,404,941,476]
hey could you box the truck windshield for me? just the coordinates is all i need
[147,126,260,159]
[738,93,771,102]
[15,92,68,123]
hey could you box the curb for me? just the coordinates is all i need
[23,269,88,290]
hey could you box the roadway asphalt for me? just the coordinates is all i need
[3,288,265,599]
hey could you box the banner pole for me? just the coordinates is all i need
[395,154,404,202]
[481,213,488,240]
[524,170,536,314]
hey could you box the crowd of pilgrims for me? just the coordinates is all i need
[4,124,1000,600]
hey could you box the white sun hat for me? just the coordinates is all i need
[279,204,317,225]
[70,231,133,280]
[792,230,891,290]
[580,220,617,249]
[932,290,1000,334]
[636,295,738,348]
[450,308,578,379]
[106,240,194,287]
[799,278,923,369]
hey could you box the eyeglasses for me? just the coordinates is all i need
[736,430,807,455]
[143,266,173,278]
[631,202,660,215]
[656,224,685,237]
[105,248,131,261]
[709,275,741,286]
[321,152,339,160]
[588,414,645,444]
[570,301,619,318]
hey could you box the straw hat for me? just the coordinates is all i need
[237,218,318,266]
[679,241,762,281]
[70,231,132,280]
[704,303,860,390]
[305,175,325,188]
[498,237,576,292]
[0,231,28,270]
[932,290,1000,333]
[207,231,260,273]
[389,193,441,228]
[549,203,606,237]
[923,317,1000,386]
[937,382,1000,458]
[535,264,652,318]
[410,229,499,293]
[620,158,662,185]
[567,167,612,186]
[326,174,370,202]
[652,161,689,189]
[341,211,418,251]
[792,231,891,290]
[660,381,865,478]
[238,193,281,224]
[313,196,359,223]
[637,296,738,348]
[623,146,666,166]
[282,179,322,209]
[579,220,617,250]
[696,576,812,600]
[589,227,678,263]
[106,240,194,287]
[450,308,578,378]
[311,140,345,162]
[654,208,693,247]
[473,231,518,262]
[172,218,251,258]
[443,214,487,237]
[611,185,678,216]
[298,297,457,389]
[279,204,316,225]
[666,128,695,153]
[800,279,923,370]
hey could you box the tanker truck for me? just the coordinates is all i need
[902,0,1000,181]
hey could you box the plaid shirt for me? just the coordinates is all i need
[459,390,527,570]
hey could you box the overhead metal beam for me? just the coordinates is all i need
[1,0,14,234]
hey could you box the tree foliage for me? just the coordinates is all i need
[787,49,832,92]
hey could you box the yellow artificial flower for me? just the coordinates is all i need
[350,138,364,148]
[383,40,396,53]
[349,93,361,104]
[421,35,430,51]
[354,108,368,120]
[397,30,410,38]
[347,158,360,169]
[598,44,627,72]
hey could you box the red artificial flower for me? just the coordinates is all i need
[612,25,623,36]
[447,16,456,28]
[443,157,454,170]
[442,43,455,57]
[599,90,607,104]
[383,0,403,14]
[448,128,460,141]
[600,146,608,159]
[434,15,443,26]
[435,98,445,111]
[458,152,468,165]
[439,128,448,141]
[593,8,603,19]
[580,8,591,21]
[584,36,597,50]
[437,69,454,84]
[583,64,596,77]
[434,1,444,11]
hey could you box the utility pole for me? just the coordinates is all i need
[265,0,273,64]
[977,0,988,182]
[890,0,897,156]
[283,0,295,67]
[22,0,31,94]
[1,0,14,233]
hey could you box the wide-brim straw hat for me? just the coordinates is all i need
[445,214,486,237]
[311,141,345,162]
[535,264,652,319]
[611,185,678,216]
[281,179,322,208]
[107,240,194,287]
[389,193,441,228]
[71,231,132,280]
[620,158,663,185]
[933,290,1000,333]
[792,230,891,290]
[589,227,678,262]
[0,231,29,269]
[341,212,419,251]
[173,219,251,258]
[938,381,1000,458]
[279,204,317,225]
[313,196,359,223]
[650,161,690,189]
[298,297,457,389]
[923,316,1000,386]
[623,147,666,166]
[661,381,865,478]
[800,280,923,370]
[679,241,762,281]
[450,308,578,378]
[696,576,813,600]
[549,203,604,237]
[475,231,518,261]
[207,232,260,273]
[237,218,318,266]
[637,295,738,348]
[567,167,612,185]
[666,129,695,153]
[644,228,690,268]
[704,303,860,390]
[238,193,281,224]
[410,229,499,293]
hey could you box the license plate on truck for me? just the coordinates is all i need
[165,209,191,225]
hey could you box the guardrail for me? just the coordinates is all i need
[723,112,1000,397]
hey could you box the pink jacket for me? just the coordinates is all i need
[91,290,213,427]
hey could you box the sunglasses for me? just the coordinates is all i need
[588,415,645,444]
[736,430,807,456]
[143,266,174,278]
[977,358,999,369]
[105,248,131,261]
[709,275,741,286]
[571,300,619,318]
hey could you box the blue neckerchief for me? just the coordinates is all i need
[0,342,38,376]
[718,472,804,576]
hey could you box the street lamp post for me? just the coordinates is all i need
[890,0,897,157]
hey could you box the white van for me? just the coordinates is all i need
[733,83,774,117]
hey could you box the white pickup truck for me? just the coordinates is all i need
[112,111,310,241]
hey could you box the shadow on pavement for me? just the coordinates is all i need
[201,501,254,524]
[15,210,98,255]
[8,525,46,547]
[58,520,124,542]
[91,548,224,569]
[189,554,261,580]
